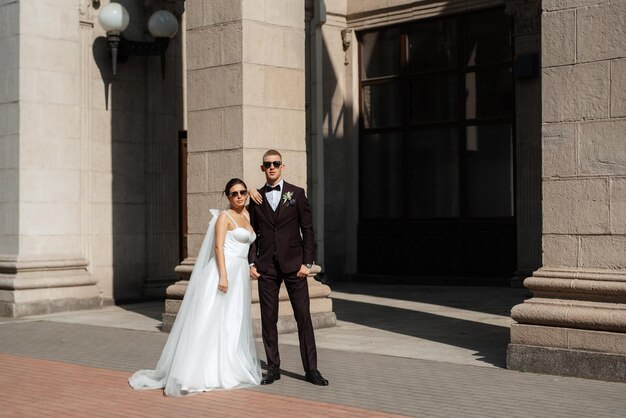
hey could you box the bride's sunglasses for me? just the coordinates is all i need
[262,161,282,169]
[229,190,248,198]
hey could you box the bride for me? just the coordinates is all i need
[129,178,261,396]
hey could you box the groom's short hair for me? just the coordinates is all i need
[263,149,282,160]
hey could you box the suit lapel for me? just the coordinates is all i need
[258,181,289,226]
[261,185,278,225]
[254,186,273,224]
[274,182,291,226]
[274,188,282,223]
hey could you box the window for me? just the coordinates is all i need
[359,9,513,220]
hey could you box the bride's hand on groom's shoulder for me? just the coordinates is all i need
[250,188,263,205]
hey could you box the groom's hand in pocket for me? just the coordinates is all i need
[297,264,310,279]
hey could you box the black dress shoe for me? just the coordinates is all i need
[305,369,329,386]
[261,368,281,385]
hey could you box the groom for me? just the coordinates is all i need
[248,149,328,386]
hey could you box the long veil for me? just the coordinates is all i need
[129,209,221,393]
[188,208,220,283]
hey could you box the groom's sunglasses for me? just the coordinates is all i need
[262,161,282,169]
[229,190,248,198]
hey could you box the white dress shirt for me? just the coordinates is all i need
[265,179,284,211]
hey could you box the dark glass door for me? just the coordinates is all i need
[357,9,516,282]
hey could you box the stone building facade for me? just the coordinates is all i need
[0,0,184,316]
[508,0,626,382]
[1,0,626,382]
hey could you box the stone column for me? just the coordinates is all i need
[0,0,101,316]
[0,0,21,311]
[505,0,542,285]
[163,0,336,333]
[508,0,626,382]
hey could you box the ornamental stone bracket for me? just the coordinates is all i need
[162,262,337,334]
[79,0,92,18]
[505,0,541,35]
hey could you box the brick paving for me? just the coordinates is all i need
[0,354,403,418]
[1,320,626,417]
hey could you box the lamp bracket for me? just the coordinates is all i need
[117,36,170,58]
[105,34,170,78]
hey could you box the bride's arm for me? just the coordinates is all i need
[214,213,229,293]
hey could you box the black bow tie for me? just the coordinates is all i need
[266,184,281,192]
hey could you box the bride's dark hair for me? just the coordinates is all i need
[223,178,247,196]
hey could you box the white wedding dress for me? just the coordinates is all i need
[129,210,261,396]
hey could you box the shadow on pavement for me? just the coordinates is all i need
[330,282,531,316]
[328,283,532,368]
[332,298,509,367]
[117,302,164,321]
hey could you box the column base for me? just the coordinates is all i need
[162,311,337,337]
[162,261,337,333]
[511,269,534,288]
[0,259,101,317]
[509,267,626,382]
[0,293,102,317]
[507,343,626,383]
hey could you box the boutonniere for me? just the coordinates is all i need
[282,191,295,206]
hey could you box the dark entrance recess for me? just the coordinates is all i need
[357,8,516,284]
[178,130,188,262]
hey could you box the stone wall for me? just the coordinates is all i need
[184,0,307,257]
[89,0,184,302]
[0,0,100,317]
[0,0,184,316]
[508,0,626,382]
[0,0,19,258]
[164,0,336,333]
[541,0,626,266]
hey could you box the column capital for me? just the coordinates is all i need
[505,0,541,35]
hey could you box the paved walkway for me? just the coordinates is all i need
[1,283,626,417]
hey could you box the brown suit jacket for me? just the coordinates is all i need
[248,181,315,274]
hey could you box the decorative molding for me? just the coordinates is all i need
[512,301,626,333]
[173,256,196,278]
[79,10,93,273]
[78,0,90,15]
[504,0,541,35]
[78,0,94,23]
[519,268,626,303]
[347,0,504,30]
[0,274,97,290]
[513,267,626,333]
[0,257,90,274]
[533,267,626,282]
[341,28,352,66]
